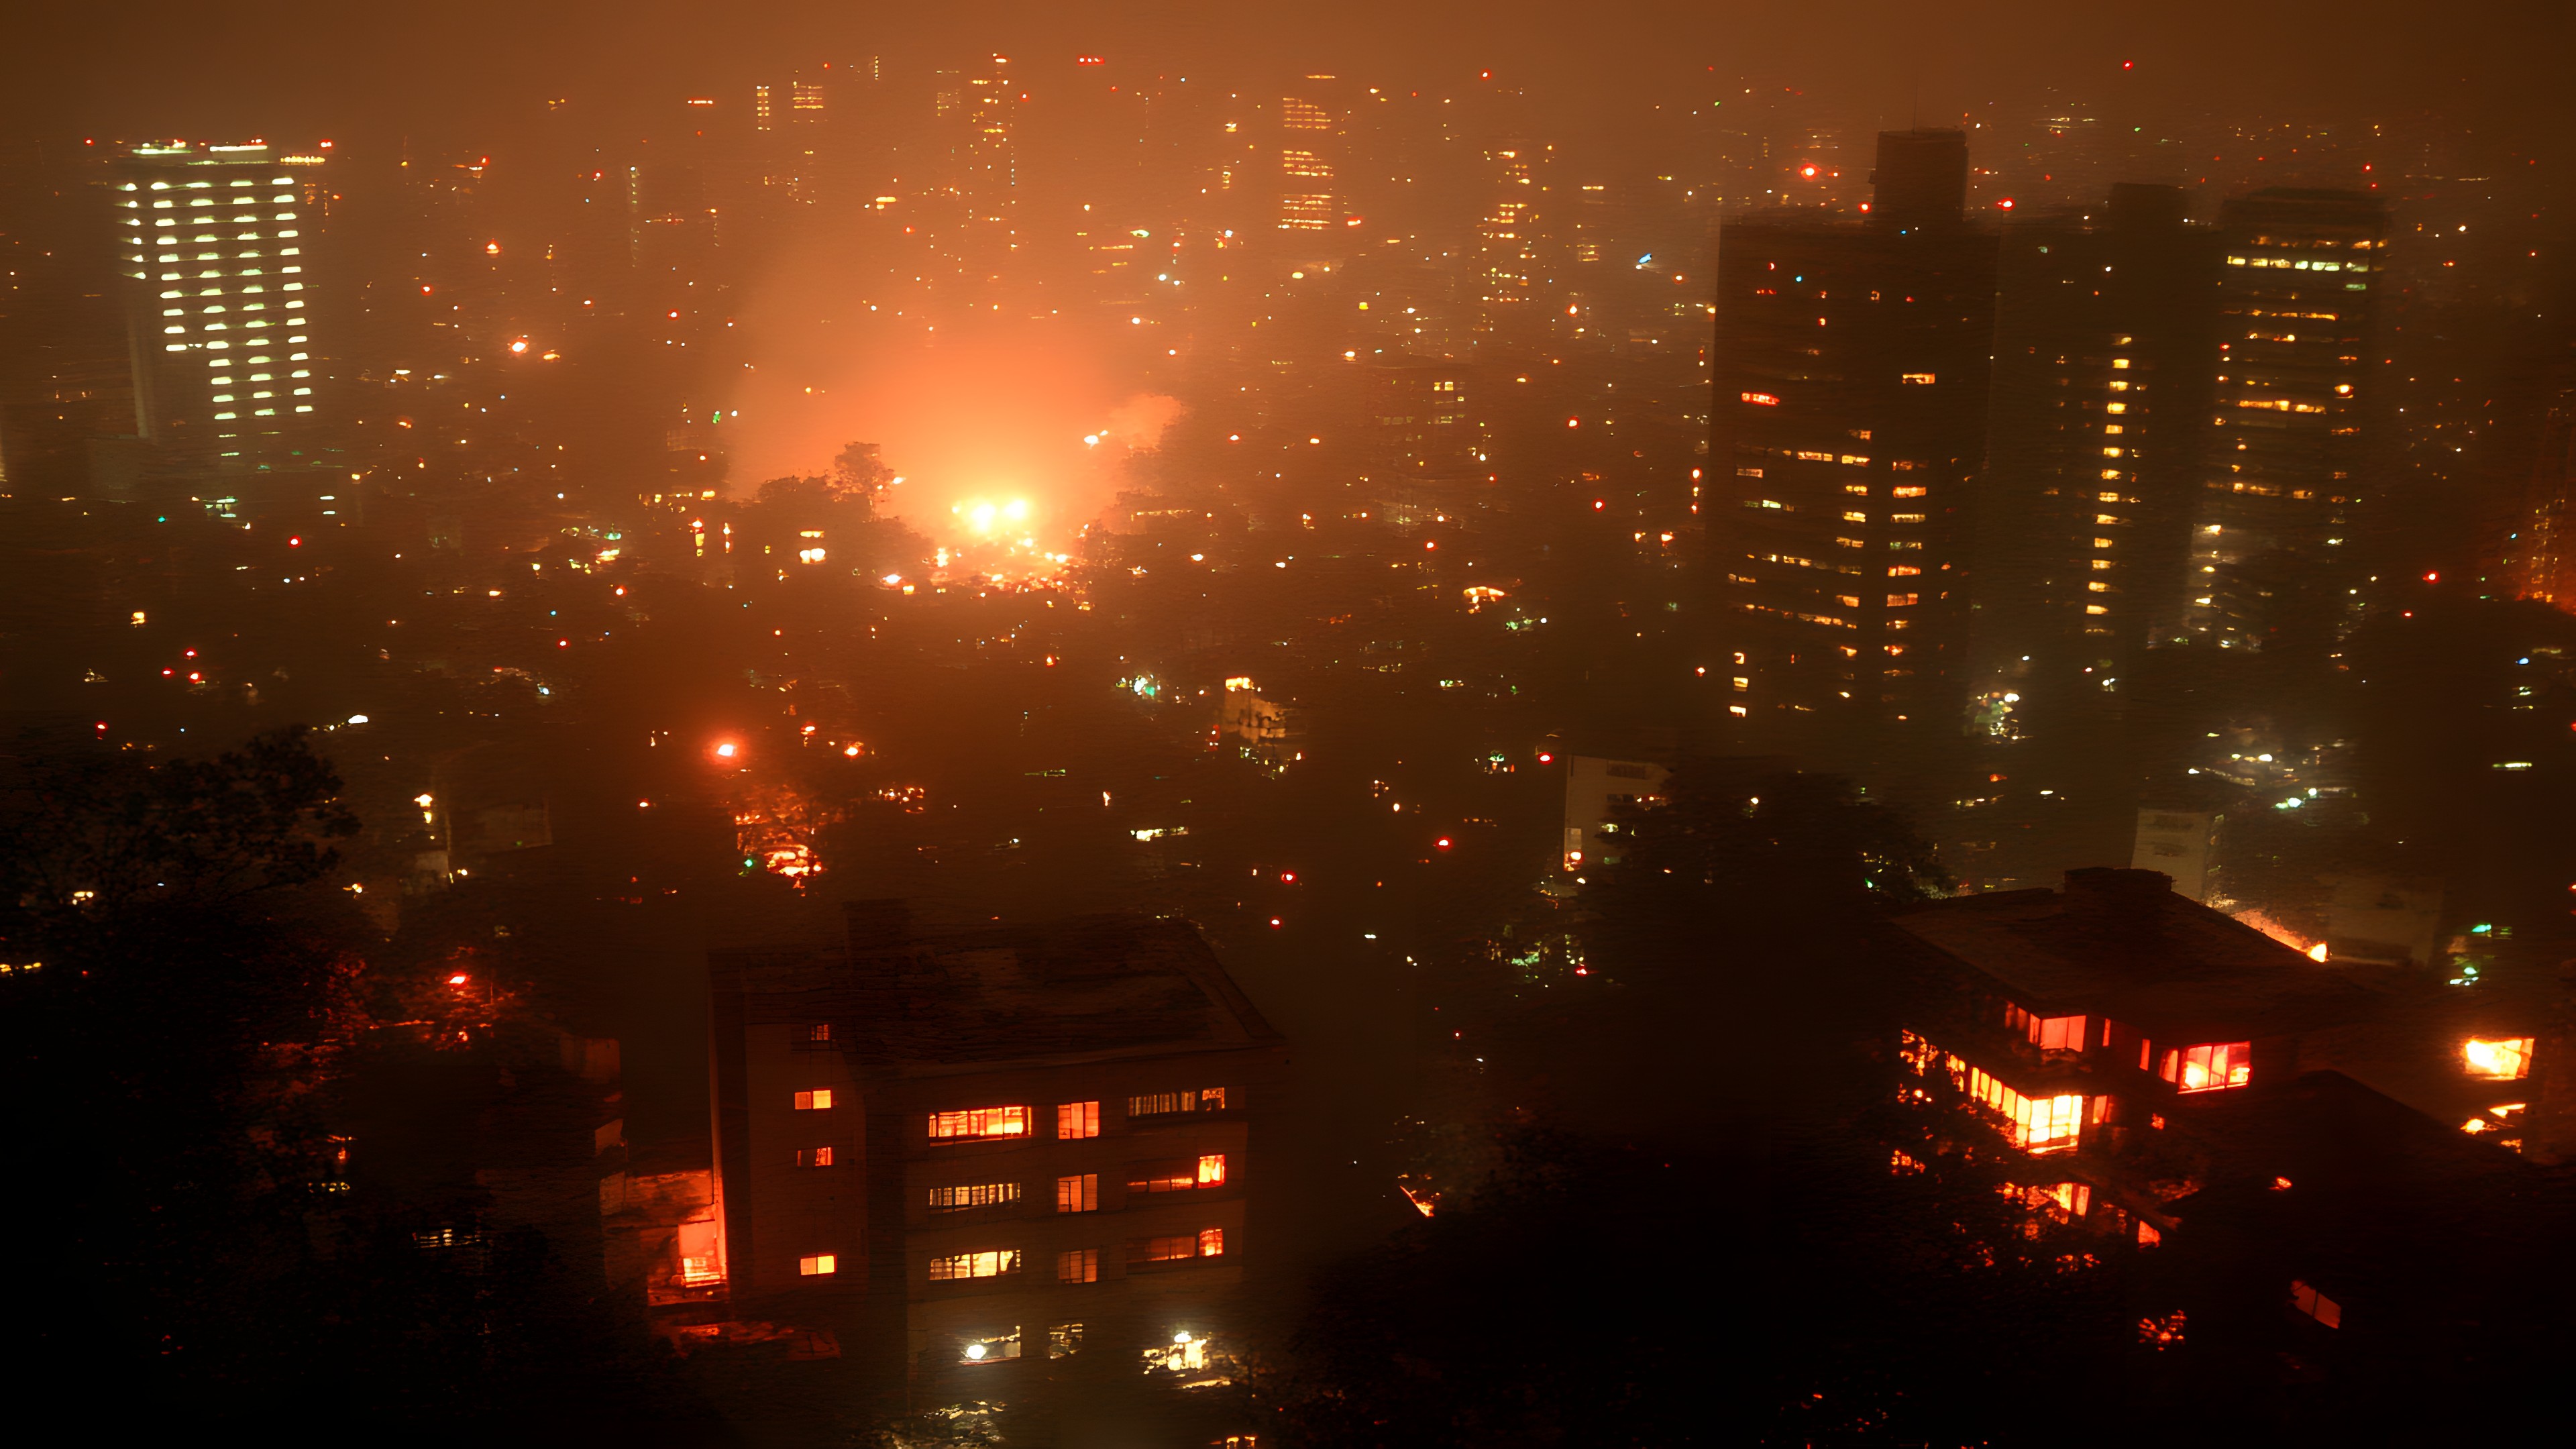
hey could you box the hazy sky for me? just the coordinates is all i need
[8,1,2568,151]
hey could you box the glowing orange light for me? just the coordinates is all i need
[1436,837,1452,849]
[1801,165,1817,178]
[447,973,470,986]
[509,339,530,354]
[714,742,738,759]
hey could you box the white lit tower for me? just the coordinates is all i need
[107,140,333,480]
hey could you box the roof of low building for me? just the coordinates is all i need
[1892,868,2383,1040]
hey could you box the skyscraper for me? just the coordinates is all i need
[1708,129,1998,748]
[107,140,332,482]
[2183,189,2386,646]
[1976,184,2222,671]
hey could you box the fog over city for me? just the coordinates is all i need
[4,3,2574,1444]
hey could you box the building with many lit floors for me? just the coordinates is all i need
[2183,189,2386,646]
[707,901,1283,1401]
[1708,129,1997,749]
[104,140,334,489]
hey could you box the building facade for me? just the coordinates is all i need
[707,902,1284,1399]
[2184,189,2387,646]
[1709,129,1997,745]
[106,141,333,483]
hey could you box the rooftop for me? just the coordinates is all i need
[1892,868,2383,1040]
[711,904,1281,1071]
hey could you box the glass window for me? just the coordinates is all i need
[929,1106,1028,1141]
[2463,1038,2534,1080]
[2159,1042,2251,1093]
[1057,1101,1100,1138]
[928,1250,1020,1281]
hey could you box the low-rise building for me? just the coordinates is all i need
[706,901,1285,1401]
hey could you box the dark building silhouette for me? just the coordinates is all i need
[1709,128,1998,747]
[706,902,1284,1401]
[1976,183,2223,673]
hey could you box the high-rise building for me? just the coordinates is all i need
[1472,144,1544,337]
[1708,129,1997,747]
[1277,85,1340,233]
[2502,378,2576,608]
[2183,189,2387,645]
[105,140,333,480]
[1976,184,2222,671]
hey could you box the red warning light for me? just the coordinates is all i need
[1436,837,1453,850]
[2423,570,2439,583]
[288,536,303,546]
[1279,871,1297,883]
[1997,197,2016,209]
[1537,752,1554,763]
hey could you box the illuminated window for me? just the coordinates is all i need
[1127,1159,1203,1193]
[2463,1037,2533,1080]
[795,1146,835,1168]
[1057,1173,1099,1212]
[798,1253,837,1276]
[1900,372,1935,385]
[2290,1280,2343,1328]
[2159,1042,2252,1093]
[1131,1230,1224,1265]
[2006,1006,2088,1053]
[1057,1101,1101,1138]
[1130,1089,1226,1119]
[1198,1154,1228,1185]
[1967,1069,2084,1152]
[1048,1322,1085,1358]
[1144,1331,1212,1374]
[1739,390,1779,406]
[793,1089,833,1111]
[802,1022,832,1043]
[928,1249,1020,1281]
[928,1181,1021,1212]
[929,1106,1029,1141]
[1058,1248,1099,1283]
[2138,1222,2162,1248]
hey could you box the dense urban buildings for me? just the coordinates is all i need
[7,15,2576,1442]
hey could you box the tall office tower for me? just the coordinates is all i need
[1709,129,1998,750]
[2502,378,2576,609]
[2183,189,2386,646]
[1977,184,2222,672]
[1473,144,1544,338]
[107,141,331,481]
[1277,85,1339,233]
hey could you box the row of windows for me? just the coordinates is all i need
[796,1229,1231,1285]
[790,1088,1234,1139]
